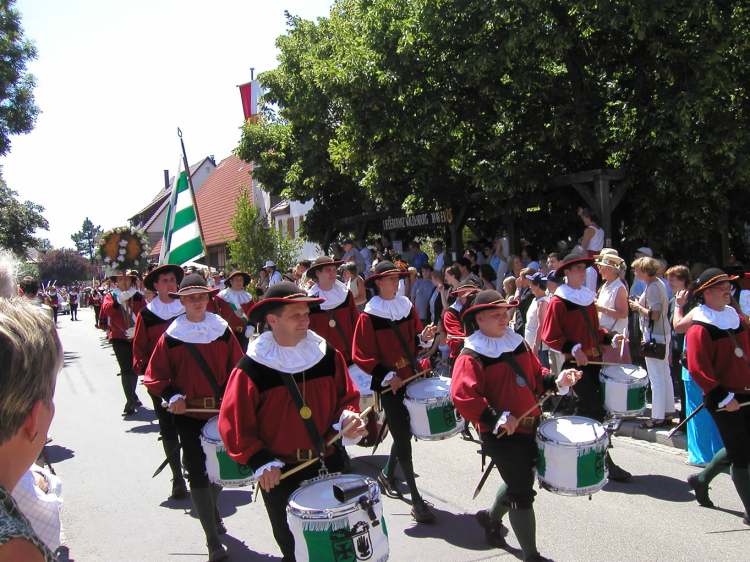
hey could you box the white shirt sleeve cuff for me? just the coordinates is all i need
[168,394,186,406]
[571,343,583,354]
[253,460,284,480]
[244,325,255,338]
[492,411,510,434]
[556,381,570,395]
[381,371,396,387]
[334,410,361,446]
[719,392,735,409]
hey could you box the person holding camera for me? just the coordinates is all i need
[630,257,674,429]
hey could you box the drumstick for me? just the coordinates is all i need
[718,401,750,412]
[496,391,554,438]
[619,328,627,358]
[587,361,625,367]
[183,408,220,414]
[279,406,374,481]
[447,335,466,340]
[381,367,432,395]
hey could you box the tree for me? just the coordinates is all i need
[227,187,301,274]
[71,217,103,262]
[0,171,49,256]
[0,0,39,156]
[38,249,92,285]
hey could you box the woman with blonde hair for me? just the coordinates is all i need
[595,249,630,361]
[630,256,675,428]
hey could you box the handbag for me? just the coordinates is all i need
[640,318,666,360]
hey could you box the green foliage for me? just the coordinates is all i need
[227,187,301,274]
[38,249,92,285]
[0,171,48,257]
[0,0,39,156]
[241,1,750,262]
[71,217,103,262]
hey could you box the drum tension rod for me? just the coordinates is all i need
[358,496,380,526]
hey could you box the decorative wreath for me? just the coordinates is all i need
[96,226,151,272]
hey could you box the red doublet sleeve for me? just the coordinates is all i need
[442,309,464,359]
[214,296,245,334]
[352,314,391,384]
[451,354,492,427]
[333,349,360,420]
[687,325,724,405]
[218,366,269,468]
[132,313,149,375]
[98,295,112,330]
[541,296,571,353]
[143,335,178,400]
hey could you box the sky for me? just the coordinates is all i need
[1,0,334,249]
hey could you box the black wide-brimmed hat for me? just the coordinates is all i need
[248,281,324,323]
[224,270,252,287]
[168,273,220,298]
[461,290,519,322]
[365,260,408,287]
[109,268,141,282]
[143,264,184,291]
[693,267,738,296]
[307,256,345,279]
[558,252,594,272]
[449,280,482,298]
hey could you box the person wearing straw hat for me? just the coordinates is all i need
[132,264,187,500]
[264,260,283,287]
[99,269,145,416]
[218,281,365,561]
[594,249,630,363]
[214,271,254,351]
[540,253,631,481]
[351,260,438,523]
[451,290,581,560]
[144,273,244,561]
[685,268,750,523]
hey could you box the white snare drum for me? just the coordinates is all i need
[404,376,465,440]
[200,416,254,488]
[536,416,608,496]
[287,473,389,562]
[600,364,649,416]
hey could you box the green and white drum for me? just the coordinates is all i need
[536,416,608,496]
[403,376,465,440]
[600,364,649,417]
[200,416,254,488]
[287,473,389,562]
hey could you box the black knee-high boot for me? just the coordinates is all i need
[191,487,227,561]
[162,439,187,499]
[210,483,225,534]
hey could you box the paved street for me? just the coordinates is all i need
[50,307,749,562]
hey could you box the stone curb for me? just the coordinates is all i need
[615,419,687,450]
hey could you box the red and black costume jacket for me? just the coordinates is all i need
[308,293,360,364]
[442,306,465,360]
[98,292,145,340]
[47,294,59,308]
[132,308,178,375]
[541,295,612,359]
[90,293,102,307]
[352,305,424,391]
[687,320,750,410]
[213,295,252,336]
[218,345,359,470]
[451,341,556,434]
[143,327,243,417]
[69,292,79,305]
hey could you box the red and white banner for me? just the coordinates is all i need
[238,80,259,120]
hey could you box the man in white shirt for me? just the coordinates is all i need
[264,260,283,287]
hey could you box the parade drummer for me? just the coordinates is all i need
[442,280,481,363]
[98,269,145,416]
[685,268,750,523]
[540,252,631,482]
[144,273,244,562]
[131,263,187,501]
[451,290,581,561]
[214,270,254,351]
[218,281,365,561]
[351,260,438,523]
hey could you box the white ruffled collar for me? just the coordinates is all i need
[694,304,740,331]
[555,284,596,307]
[218,287,252,306]
[364,295,413,321]
[464,330,524,358]
[147,297,185,320]
[308,280,349,310]
[450,300,463,312]
[248,330,327,373]
[166,312,228,344]
[115,287,138,305]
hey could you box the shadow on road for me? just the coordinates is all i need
[63,351,80,367]
[403,505,495,552]
[217,488,254,518]
[122,407,157,425]
[45,444,75,464]
[602,473,694,502]
[222,535,282,561]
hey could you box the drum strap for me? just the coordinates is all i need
[503,350,532,389]
[725,329,750,367]
[327,309,352,358]
[280,373,327,460]
[387,320,418,373]
[184,343,224,404]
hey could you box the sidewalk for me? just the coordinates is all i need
[616,419,687,450]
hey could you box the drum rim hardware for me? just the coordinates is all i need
[537,416,608,449]
[287,473,381,520]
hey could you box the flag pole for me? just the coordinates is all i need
[177,127,209,264]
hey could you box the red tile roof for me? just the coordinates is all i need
[149,153,253,257]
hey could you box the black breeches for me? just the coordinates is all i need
[111,339,138,405]
[149,392,179,441]
[710,393,750,468]
[380,388,415,475]
[173,414,210,488]
[565,362,606,422]
[482,431,537,509]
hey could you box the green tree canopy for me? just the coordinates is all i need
[0,171,48,256]
[71,217,103,262]
[0,0,39,156]
[38,249,92,285]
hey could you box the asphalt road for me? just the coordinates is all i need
[48,307,749,562]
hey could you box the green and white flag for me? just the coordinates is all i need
[159,162,205,265]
